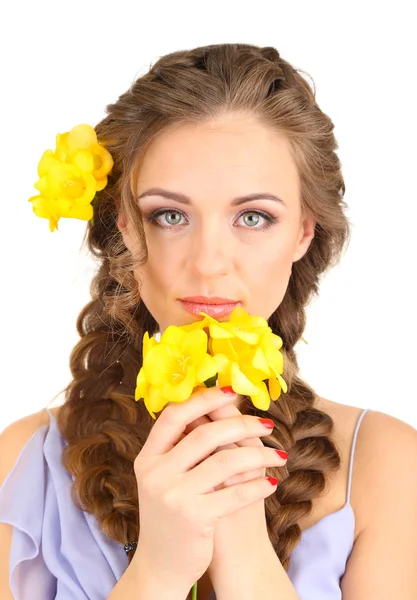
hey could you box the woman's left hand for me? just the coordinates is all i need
[181,395,288,577]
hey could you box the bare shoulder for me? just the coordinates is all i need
[324,403,417,596]
[350,404,417,521]
[0,406,60,488]
[317,396,417,535]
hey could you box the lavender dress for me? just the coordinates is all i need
[0,407,369,600]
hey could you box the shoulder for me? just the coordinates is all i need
[0,408,61,599]
[320,397,417,532]
[0,407,60,488]
[353,407,417,523]
[323,405,417,595]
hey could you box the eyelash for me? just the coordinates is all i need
[143,208,278,231]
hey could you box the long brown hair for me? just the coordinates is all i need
[53,43,351,571]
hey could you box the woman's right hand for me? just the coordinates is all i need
[133,385,284,591]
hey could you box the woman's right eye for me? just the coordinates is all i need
[144,209,187,229]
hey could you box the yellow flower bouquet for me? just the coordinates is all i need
[135,306,287,598]
[135,306,288,419]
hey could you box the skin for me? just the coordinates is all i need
[117,112,316,338]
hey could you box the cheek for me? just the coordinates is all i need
[245,244,294,317]
[137,246,179,297]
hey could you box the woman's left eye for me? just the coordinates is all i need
[144,209,278,231]
[237,211,276,229]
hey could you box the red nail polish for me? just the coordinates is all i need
[275,450,288,459]
[258,418,275,429]
[267,476,278,486]
[220,386,235,396]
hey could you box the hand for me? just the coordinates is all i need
[183,398,288,580]
[133,386,283,592]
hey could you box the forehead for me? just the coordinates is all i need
[135,114,300,204]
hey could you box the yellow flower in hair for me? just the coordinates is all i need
[29,124,113,232]
[55,125,113,190]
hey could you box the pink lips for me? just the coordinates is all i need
[178,296,240,318]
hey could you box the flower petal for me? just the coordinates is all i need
[38,150,60,177]
[181,329,208,361]
[145,384,167,419]
[72,150,95,173]
[250,381,271,410]
[251,346,270,376]
[230,362,260,396]
[68,203,94,221]
[92,144,114,179]
[268,376,281,401]
[162,364,195,402]
[95,176,108,191]
[277,372,288,393]
[66,124,98,154]
[160,325,186,347]
[143,344,178,385]
[195,353,218,383]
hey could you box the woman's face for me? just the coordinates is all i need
[118,113,315,333]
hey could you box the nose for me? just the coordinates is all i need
[187,219,232,279]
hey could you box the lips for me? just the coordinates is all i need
[178,297,240,318]
[180,296,238,305]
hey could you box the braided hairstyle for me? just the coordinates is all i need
[54,43,351,570]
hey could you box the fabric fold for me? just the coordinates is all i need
[0,424,57,599]
[0,413,128,599]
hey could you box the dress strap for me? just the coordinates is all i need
[43,407,55,422]
[346,408,370,504]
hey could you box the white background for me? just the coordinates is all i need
[1,1,416,431]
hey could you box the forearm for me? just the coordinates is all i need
[106,550,190,600]
[211,542,300,600]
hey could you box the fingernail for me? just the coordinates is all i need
[220,386,235,396]
[258,418,275,429]
[275,450,288,459]
[267,476,278,486]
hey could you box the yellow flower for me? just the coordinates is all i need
[29,124,113,232]
[135,327,217,419]
[55,124,113,190]
[201,307,288,410]
[136,308,288,419]
[135,331,160,418]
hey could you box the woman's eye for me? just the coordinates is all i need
[238,211,268,228]
[145,209,186,228]
[161,210,184,226]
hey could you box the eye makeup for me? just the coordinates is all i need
[142,207,279,232]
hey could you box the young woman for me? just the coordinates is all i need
[1,43,416,600]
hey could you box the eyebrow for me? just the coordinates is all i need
[137,187,286,208]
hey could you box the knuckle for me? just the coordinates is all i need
[188,424,209,445]
[162,403,183,425]
[232,482,250,504]
[161,485,180,509]
[136,467,160,493]
[213,449,231,469]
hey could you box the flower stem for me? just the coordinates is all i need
[192,581,198,599]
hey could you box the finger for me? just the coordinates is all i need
[206,402,267,449]
[206,477,278,520]
[186,446,281,496]
[139,386,237,457]
[222,466,267,487]
[166,414,276,473]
